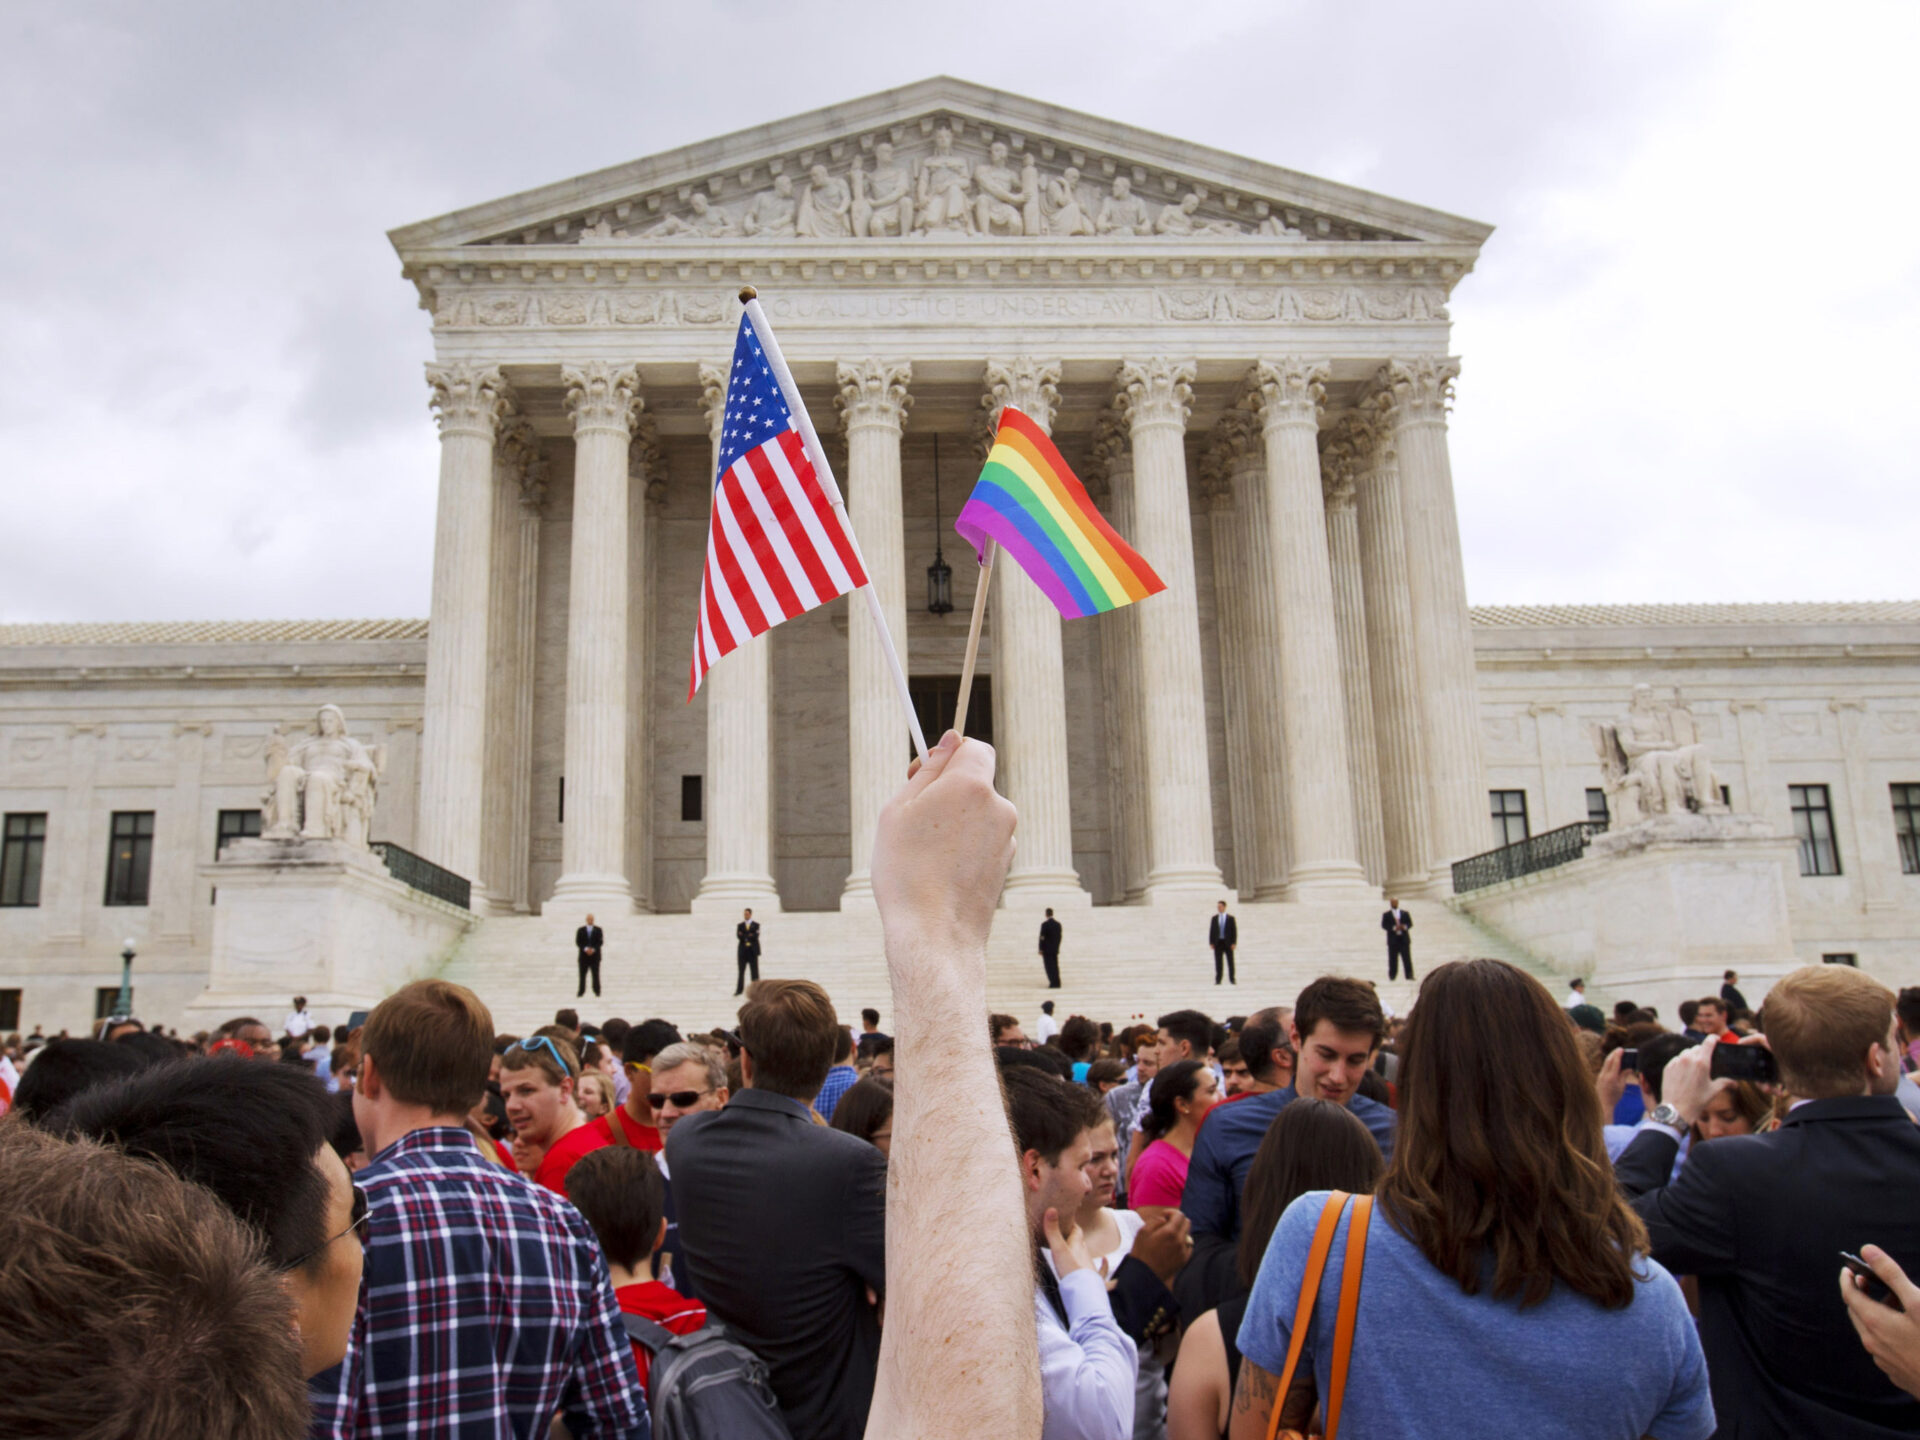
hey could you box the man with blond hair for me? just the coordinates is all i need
[1617,963,1920,1437]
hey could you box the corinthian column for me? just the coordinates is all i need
[1092,416,1149,903]
[551,362,641,912]
[1217,411,1292,899]
[1199,445,1260,895]
[693,361,781,913]
[1376,357,1486,883]
[420,362,512,891]
[1321,436,1387,887]
[1246,359,1371,897]
[479,420,541,913]
[836,359,912,908]
[1346,406,1431,892]
[983,358,1085,905]
[1115,358,1222,899]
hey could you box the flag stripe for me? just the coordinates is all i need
[709,496,769,638]
[717,467,794,623]
[750,444,837,605]
[780,431,867,587]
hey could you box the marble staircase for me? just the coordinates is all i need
[438,896,1561,1036]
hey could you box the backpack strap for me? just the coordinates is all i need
[622,1312,675,1352]
[610,1108,635,1148]
[1322,1194,1373,1440]
[1263,1190,1350,1440]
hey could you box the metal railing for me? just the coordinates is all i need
[1452,821,1608,894]
[370,842,472,911]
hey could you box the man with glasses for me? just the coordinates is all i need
[312,979,645,1438]
[588,1018,683,1157]
[637,1040,730,1294]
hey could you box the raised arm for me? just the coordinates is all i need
[866,732,1041,1440]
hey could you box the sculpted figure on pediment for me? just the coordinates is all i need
[1096,176,1153,236]
[576,218,621,244]
[743,174,798,238]
[914,126,975,235]
[1043,166,1097,236]
[855,142,915,237]
[796,163,853,238]
[1258,213,1305,239]
[972,141,1033,237]
[1155,191,1244,237]
[645,192,740,238]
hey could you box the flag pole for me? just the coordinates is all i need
[739,288,929,763]
[953,541,993,737]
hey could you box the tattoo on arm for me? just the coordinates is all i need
[1233,1359,1276,1417]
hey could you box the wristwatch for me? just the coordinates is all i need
[1648,1103,1684,1129]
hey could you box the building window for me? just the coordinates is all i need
[1823,953,1859,967]
[1585,789,1611,827]
[104,811,156,906]
[1,813,47,907]
[215,808,261,857]
[0,989,19,1030]
[1894,784,1920,875]
[94,987,127,1020]
[1789,784,1841,876]
[1489,790,1530,847]
[908,675,994,748]
[681,776,703,824]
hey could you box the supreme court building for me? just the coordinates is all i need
[4,80,1917,1031]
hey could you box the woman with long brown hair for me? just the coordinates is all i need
[1228,959,1714,1440]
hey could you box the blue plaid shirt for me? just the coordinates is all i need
[813,1064,859,1124]
[309,1126,647,1439]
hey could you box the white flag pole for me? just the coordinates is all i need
[740,288,930,762]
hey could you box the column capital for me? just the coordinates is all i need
[1371,356,1461,427]
[427,362,514,439]
[1089,409,1133,485]
[630,416,668,508]
[834,358,912,434]
[1319,432,1360,512]
[562,361,642,438]
[1115,357,1195,432]
[1244,358,1329,431]
[1202,411,1260,505]
[982,357,1062,433]
[499,418,548,513]
[697,360,729,446]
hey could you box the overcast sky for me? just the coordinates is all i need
[3,0,1915,623]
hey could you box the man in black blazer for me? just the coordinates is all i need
[1382,897,1413,981]
[1614,965,1920,1438]
[1037,907,1062,989]
[668,980,885,1440]
[573,913,603,999]
[1721,968,1750,1017]
[734,908,761,996]
[1208,900,1237,985]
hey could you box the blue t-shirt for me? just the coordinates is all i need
[1182,1087,1396,1241]
[1072,1061,1091,1084]
[1238,1191,1714,1440]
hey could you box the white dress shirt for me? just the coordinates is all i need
[1562,989,1586,1010]
[282,1008,314,1038]
[1036,1010,1061,1044]
[1036,1267,1137,1440]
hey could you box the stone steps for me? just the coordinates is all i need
[437,896,1563,1035]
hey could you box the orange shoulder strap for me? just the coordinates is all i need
[1263,1190,1351,1440]
[1321,1194,1373,1440]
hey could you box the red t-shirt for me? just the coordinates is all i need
[532,1121,612,1197]
[617,1281,708,1396]
[588,1105,664,1154]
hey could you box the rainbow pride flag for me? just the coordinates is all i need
[954,408,1166,619]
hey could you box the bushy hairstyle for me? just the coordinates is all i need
[55,1056,336,1274]
[1002,1065,1105,1165]
[360,980,494,1114]
[738,979,838,1100]
[567,1146,665,1272]
[1058,1016,1100,1063]
[1238,1097,1384,1290]
[1293,977,1386,1048]
[1156,1009,1214,1059]
[989,1013,1023,1044]
[11,1039,147,1124]
[0,1125,309,1439]
[1761,965,1897,1098]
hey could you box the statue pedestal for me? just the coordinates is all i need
[1456,817,1801,1018]
[182,838,474,1030]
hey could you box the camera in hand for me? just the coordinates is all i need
[1709,1042,1778,1085]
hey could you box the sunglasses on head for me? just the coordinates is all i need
[511,1035,576,1077]
[648,1088,711,1109]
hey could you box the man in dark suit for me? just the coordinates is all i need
[669,979,885,1440]
[734,908,761,996]
[1037,907,1062,989]
[1721,968,1750,1017]
[1208,900,1237,985]
[1382,897,1413,981]
[573,913,603,999]
[1615,964,1920,1438]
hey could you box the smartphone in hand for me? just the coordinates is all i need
[1841,1251,1905,1311]
[1709,1042,1778,1085]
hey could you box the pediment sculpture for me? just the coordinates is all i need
[1590,685,1728,829]
[262,704,386,848]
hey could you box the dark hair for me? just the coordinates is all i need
[1897,987,1920,1036]
[1140,1059,1209,1143]
[361,981,494,1113]
[310,1024,333,1045]
[600,1017,631,1048]
[867,1034,895,1060]
[567,1147,666,1272]
[11,1039,147,1124]
[111,1029,185,1067]
[0,1125,309,1439]
[1238,1007,1292,1085]
[1631,1033,1698,1103]
[832,1025,855,1064]
[737,979,838,1100]
[1237,1098,1384,1290]
[1380,959,1647,1309]
[989,1013,1022,1043]
[554,1008,580,1031]
[1085,1058,1128,1089]
[623,1018,684,1068]
[328,1089,364,1161]
[861,1008,881,1027]
[1059,1016,1100,1063]
[1694,995,1726,1015]
[1156,1009,1214,1060]
[1003,1065,1105,1164]
[830,1077,895,1148]
[1612,1000,1640,1023]
[1567,1003,1608,1036]
[1293,977,1385,1048]
[56,1056,336,1274]
[1355,1070,1391,1106]
[1217,1036,1243,1066]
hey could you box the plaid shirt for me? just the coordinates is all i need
[309,1126,647,1439]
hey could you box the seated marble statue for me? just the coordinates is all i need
[796,163,853,239]
[742,175,798,238]
[1095,176,1153,236]
[1591,685,1725,826]
[645,192,739,238]
[1155,191,1244,237]
[262,705,385,847]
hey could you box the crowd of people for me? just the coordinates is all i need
[5,730,1920,1440]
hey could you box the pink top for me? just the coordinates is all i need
[1129,1138,1190,1208]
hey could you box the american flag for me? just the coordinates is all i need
[690,313,868,697]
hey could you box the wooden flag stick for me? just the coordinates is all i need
[954,540,995,738]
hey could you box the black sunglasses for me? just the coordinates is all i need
[648,1089,711,1109]
[286,1184,368,1270]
